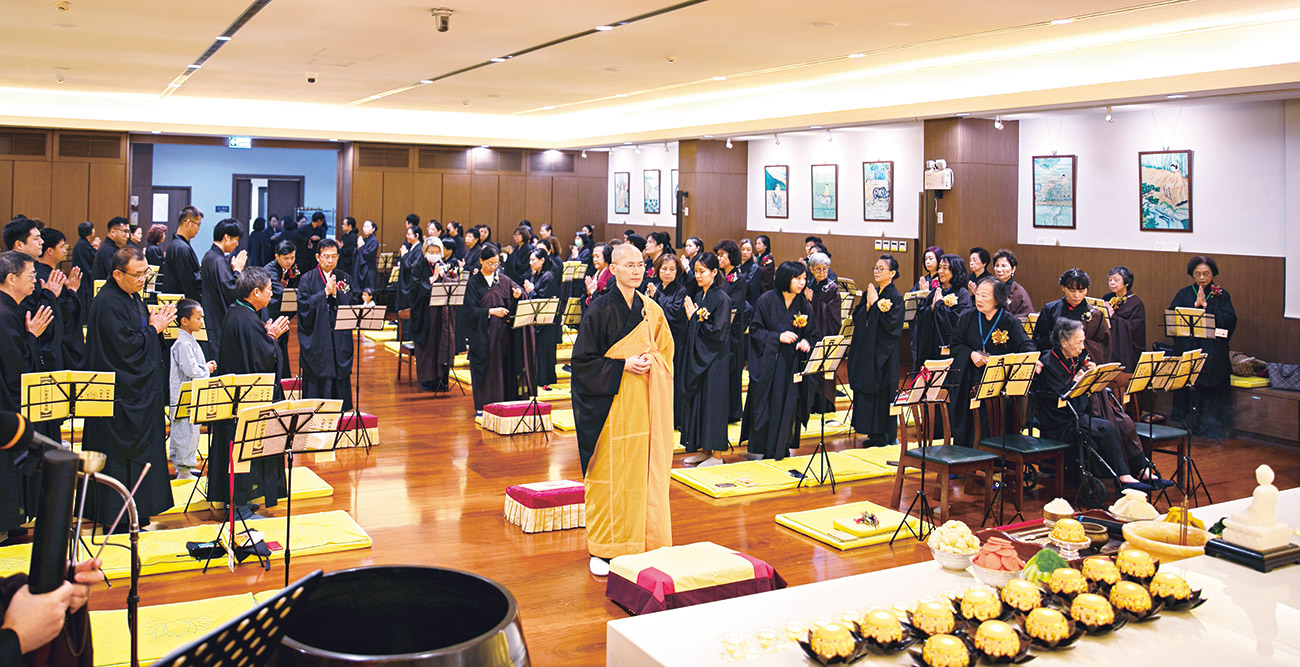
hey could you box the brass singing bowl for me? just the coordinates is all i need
[78,451,106,474]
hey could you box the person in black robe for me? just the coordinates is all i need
[207,266,292,508]
[162,207,203,300]
[34,229,84,372]
[200,219,247,360]
[297,240,355,410]
[524,246,560,388]
[991,249,1034,317]
[848,255,905,447]
[464,245,532,413]
[0,252,52,535]
[5,222,70,451]
[1103,266,1146,373]
[909,245,944,365]
[503,226,535,287]
[805,252,841,415]
[0,557,102,667]
[82,246,174,528]
[90,217,129,282]
[572,232,594,274]
[394,227,423,343]
[354,220,379,292]
[679,237,702,300]
[741,261,818,460]
[948,277,1037,447]
[245,217,270,269]
[295,213,327,275]
[336,217,358,282]
[647,254,687,428]
[264,240,299,378]
[1032,268,1110,364]
[71,221,97,312]
[713,241,750,423]
[914,253,971,368]
[405,239,458,391]
[738,238,760,307]
[679,253,731,466]
[965,247,991,293]
[751,235,776,298]
[1031,318,1157,494]
[1169,255,1236,436]
[144,224,167,267]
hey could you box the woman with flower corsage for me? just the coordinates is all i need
[647,253,688,428]
[714,240,752,423]
[847,254,904,447]
[1102,266,1146,375]
[1032,268,1110,365]
[741,261,817,460]
[525,246,560,389]
[992,248,1034,317]
[909,245,944,364]
[948,276,1035,447]
[805,251,842,415]
[680,252,733,466]
[465,244,530,414]
[913,253,972,372]
[1169,255,1237,436]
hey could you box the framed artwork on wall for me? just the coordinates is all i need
[811,164,837,221]
[862,161,894,222]
[1139,150,1193,232]
[644,169,661,214]
[1031,155,1076,229]
[614,171,630,215]
[764,165,789,218]
[671,169,679,215]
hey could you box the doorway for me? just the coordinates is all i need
[232,175,304,224]
[152,186,192,235]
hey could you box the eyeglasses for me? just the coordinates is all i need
[319,253,339,261]
[872,265,889,272]
[119,269,150,278]
[622,262,646,270]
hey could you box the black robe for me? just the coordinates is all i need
[395,246,419,341]
[82,281,171,526]
[207,300,287,507]
[739,258,760,307]
[1032,347,1141,482]
[847,282,904,442]
[948,307,1036,447]
[337,231,358,282]
[571,289,645,474]
[161,234,201,299]
[295,223,326,274]
[33,262,83,371]
[1169,283,1236,434]
[0,292,41,533]
[0,573,93,667]
[526,268,560,386]
[264,260,300,378]
[405,258,457,388]
[90,238,120,282]
[653,279,688,428]
[464,272,530,410]
[72,237,96,311]
[246,227,271,269]
[1034,298,1110,363]
[913,283,971,368]
[753,252,775,296]
[680,285,731,453]
[297,267,354,410]
[354,235,379,291]
[720,268,751,422]
[808,277,841,414]
[200,245,239,359]
[741,290,817,460]
[1102,292,1146,372]
[503,241,534,287]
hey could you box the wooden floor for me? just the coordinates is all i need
[87,329,1300,666]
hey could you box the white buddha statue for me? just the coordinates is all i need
[1222,465,1292,552]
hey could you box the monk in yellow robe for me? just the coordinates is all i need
[572,243,675,576]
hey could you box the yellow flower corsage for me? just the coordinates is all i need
[990,329,1009,345]
[877,298,893,313]
[942,293,958,308]
[1109,295,1125,309]
[696,307,711,322]
[792,313,809,328]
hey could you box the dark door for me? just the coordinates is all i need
[267,179,303,223]
[152,186,191,235]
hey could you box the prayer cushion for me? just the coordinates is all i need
[606,542,786,615]
[280,378,302,392]
[503,480,585,533]
[482,401,553,434]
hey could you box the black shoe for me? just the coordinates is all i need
[1121,481,1155,494]
[419,382,437,392]
[562,364,573,373]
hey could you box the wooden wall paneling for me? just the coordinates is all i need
[381,171,414,253]
[470,175,499,228]
[50,162,90,235]
[524,176,552,225]
[441,174,472,227]
[0,161,12,222]
[129,143,153,228]
[412,172,443,223]
[11,161,52,222]
[576,177,605,239]
[574,151,608,178]
[497,175,525,229]
[349,171,384,243]
[88,162,127,227]
[551,177,578,230]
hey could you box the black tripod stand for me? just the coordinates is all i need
[797,336,850,493]
[889,360,954,545]
[336,304,386,452]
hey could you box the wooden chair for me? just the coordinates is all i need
[972,397,1070,511]
[1136,422,1195,499]
[396,309,415,383]
[890,403,998,523]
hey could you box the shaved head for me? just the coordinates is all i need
[612,243,641,265]
[610,242,646,294]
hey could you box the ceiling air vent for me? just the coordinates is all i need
[0,131,48,157]
[418,148,468,171]
[475,149,523,172]
[528,151,575,173]
[357,145,410,168]
[58,134,122,159]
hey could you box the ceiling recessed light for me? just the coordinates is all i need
[623,141,632,145]
[594,25,613,31]
[419,79,433,84]
[955,112,970,117]
[543,105,555,110]
[847,52,865,59]
[479,145,490,149]
[811,21,838,28]
[1050,18,1074,25]
[809,125,822,129]
[329,138,339,142]
[703,135,713,139]
[151,130,161,134]
[1166,94,1188,99]
[215,35,232,41]
[615,93,628,98]
[712,76,726,81]
[186,64,201,69]
[490,57,506,63]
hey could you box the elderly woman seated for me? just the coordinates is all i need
[1031,317,1160,493]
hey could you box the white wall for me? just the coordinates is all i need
[1016,101,1287,258]
[1286,100,1300,319]
[607,143,678,229]
[746,124,923,239]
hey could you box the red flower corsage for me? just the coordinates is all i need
[930,278,940,290]
[762,255,773,266]
[336,280,350,294]
[726,272,737,283]
[1208,285,1223,298]
[646,266,656,279]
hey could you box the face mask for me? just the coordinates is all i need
[426,254,439,264]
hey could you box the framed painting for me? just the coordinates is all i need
[1032,155,1076,229]
[811,164,837,221]
[1139,150,1192,232]
[764,165,788,219]
[644,169,661,214]
[670,169,679,215]
[614,171,630,215]
[862,160,894,222]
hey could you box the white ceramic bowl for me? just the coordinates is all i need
[970,563,1019,588]
[929,545,976,571]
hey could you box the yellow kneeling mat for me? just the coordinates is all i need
[776,500,919,550]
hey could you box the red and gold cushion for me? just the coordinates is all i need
[504,480,585,533]
[482,401,553,434]
[606,542,786,615]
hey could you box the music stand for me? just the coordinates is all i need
[795,335,850,492]
[156,293,208,342]
[335,303,386,452]
[510,297,560,439]
[21,370,115,448]
[1162,308,1221,440]
[232,398,343,586]
[282,288,299,314]
[186,373,275,519]
[429,277,469,396]
[562,261,586,284]
[903,289,929,323]
[1057,362,1125,508]
[1162,349,1211,504]
[151,570,323,667]
[967,351,1041,525]
[888,358,954,544]
[144,266,160,294]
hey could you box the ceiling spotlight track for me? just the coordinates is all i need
[161,0,272,96]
